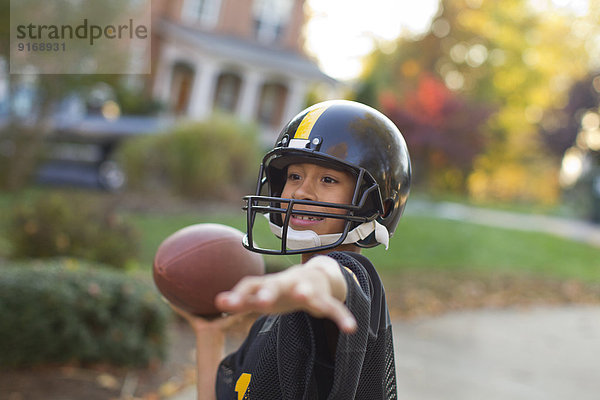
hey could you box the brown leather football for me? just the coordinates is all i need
[153,223,265,317]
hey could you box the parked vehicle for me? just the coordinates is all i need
[36,115,173,191]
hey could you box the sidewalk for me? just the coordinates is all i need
[406,200,600,247]
[394,305,600,400]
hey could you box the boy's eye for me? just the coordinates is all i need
[288,173,301,181]
[322,176,338,184]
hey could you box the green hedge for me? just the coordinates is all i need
[0,259,169,367]
[8,192,139,268]
[116,114,262,199]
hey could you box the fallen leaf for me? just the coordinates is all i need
[97,373,119,389]
[158,381,181,397]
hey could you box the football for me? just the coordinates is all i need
[153,223,265,317]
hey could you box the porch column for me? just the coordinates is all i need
[187,59,220,119]
[237,70,263,121]
[152,46,176,105]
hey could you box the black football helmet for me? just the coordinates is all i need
[243,100,411,255]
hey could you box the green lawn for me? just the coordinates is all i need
[1,189,598,283]
[363,216,600,281]
[127,211,600,282]
[127,210,302,271]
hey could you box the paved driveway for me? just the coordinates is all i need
[393,305,600,400]
[407,201,600,248]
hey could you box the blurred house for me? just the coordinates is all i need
[150,0,337,141]
[0,0,337,191]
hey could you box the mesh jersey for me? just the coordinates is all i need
[215,251,397,399]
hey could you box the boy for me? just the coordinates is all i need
[179,100,411,399]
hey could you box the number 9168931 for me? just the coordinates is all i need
[17,42,66,52]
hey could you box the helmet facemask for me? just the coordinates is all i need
[242,150,388,255]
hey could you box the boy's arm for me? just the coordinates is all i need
[215,255,357,334]
[193,321,225,400]
[170,305,247,400]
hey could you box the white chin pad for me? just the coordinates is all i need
[266,214,389,250]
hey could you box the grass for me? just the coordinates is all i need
[1,188,599,283]
[127,210,301,271]
[363,216,600,281]
[126,210,600,283]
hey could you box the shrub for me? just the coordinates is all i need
[117,114,262,199]
[0,127,45,190]
[8,192,139,268]
[114,85,163,115]
[0,259,169,367]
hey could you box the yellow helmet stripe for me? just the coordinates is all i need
[294,105,328,139]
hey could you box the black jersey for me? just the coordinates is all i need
[215,251,397,399]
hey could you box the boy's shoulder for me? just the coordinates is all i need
[327,251,379,280]
[338,251,374,268]
[327,250,390,329]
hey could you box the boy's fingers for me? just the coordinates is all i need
[306,295,357,334]
[214,291,237,310]
[335,307,357,333]
[217,275,285,313]
[216,276,264,309]
[292,281,313,300]
[294,284,357,334]
[217,269,357,334]
[255,285,279,306]
[230,276,263,295]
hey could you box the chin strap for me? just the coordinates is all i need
[266,214,389,250]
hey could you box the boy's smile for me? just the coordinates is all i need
[281,163,356,236]
[289,214,324,226]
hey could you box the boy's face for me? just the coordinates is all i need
[281,163,356,236]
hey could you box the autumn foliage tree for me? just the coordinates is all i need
[379,74,491,192]
[356,0,594,204]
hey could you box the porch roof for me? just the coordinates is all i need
[157,19,337,84]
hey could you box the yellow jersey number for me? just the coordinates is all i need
[235,373,252,400]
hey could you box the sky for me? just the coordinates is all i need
[302,0,592,82]
[304,0,440,81]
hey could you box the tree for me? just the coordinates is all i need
[542,71,600,221]
[378,73,491,193]
[357,0,593,204]
[540,72,600,157]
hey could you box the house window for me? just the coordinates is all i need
[182,0,222,29]
[214,72,241,112]
[257,82,287,128]
[253,0,294,44]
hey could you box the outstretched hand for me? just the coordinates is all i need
[215,255,357,334]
